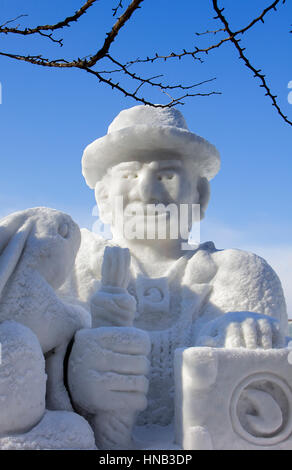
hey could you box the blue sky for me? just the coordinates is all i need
[0,0,292,314]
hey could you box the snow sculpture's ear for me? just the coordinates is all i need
[197,177,210,220]
[0,215,33,298]
[94,175,112,225]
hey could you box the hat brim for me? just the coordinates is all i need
[82,125,220,189]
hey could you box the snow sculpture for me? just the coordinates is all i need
[68,326,151,449]
[66,105,288,449]
[0,321,96,450]
[174,345,292,450]
[0,105,290,450]
[0,207,90,411]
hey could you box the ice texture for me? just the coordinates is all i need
[0,411,96,450]
[61,229,288,430]
[0,321,95,450]
[0,207,91,353]
[0,105,290,450]
[0,320,46,436]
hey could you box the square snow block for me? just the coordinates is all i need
[174,347,292,450]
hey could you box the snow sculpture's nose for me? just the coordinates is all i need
[137,169,161,204]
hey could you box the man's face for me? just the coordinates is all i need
[97,154,200,241]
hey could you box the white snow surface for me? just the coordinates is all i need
[60,229,288,432]
[0,207,91,354]
[0,319,96,450]
[0,411,96,450]
[0,320,46,436]
[108,105,189,133]
[0,206,290,450]
[82,105,220,188]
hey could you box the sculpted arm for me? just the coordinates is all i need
[195,249,288,349]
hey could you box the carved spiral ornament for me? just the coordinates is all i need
[230,373,292,446]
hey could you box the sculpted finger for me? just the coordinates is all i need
[105,372,149,394]
[91,305,134,327]
[225,322,243,348]
[101,353,150,376]
[110,391,148,412]
[107,309,134,326]
[257,318,273,349]
[196,335,219,347]
[112,247,123,287]
[91,291,136,327]
[121,248,131,289]
[114,294,136,312]
[271,321,285,348]
[98,327,151,356]
[109,247,119,286]
[101,247,112,286]
[242,318,258,349]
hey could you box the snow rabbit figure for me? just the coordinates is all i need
[0,207,91,410]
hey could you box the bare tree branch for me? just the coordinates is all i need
[212,0,292,126]
[0,14,28,28]
[0,0,290,120]
[195,28,226,36]
[0,0,97,36]
[126,0,285,66]
[85,0,144,67]
[0,0,98,47]
[83,66,220,107]
[106,55,217,92]
[0,0,145,67]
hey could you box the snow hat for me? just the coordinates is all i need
[82,105,220,189]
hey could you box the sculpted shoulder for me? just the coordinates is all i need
[78,228,109,277]
[210,247,281,285]
[206,247,288,333]
[58,229,112,308]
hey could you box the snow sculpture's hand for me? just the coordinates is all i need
[91,246,136,327]
[196,312,285,349]
[68,326,151,414]
[91,289,136,327]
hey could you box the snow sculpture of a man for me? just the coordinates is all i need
[0,105,288,450]
[62,106,288,448]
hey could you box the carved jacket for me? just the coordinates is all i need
[59,228,288,425]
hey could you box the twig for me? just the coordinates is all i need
[106,55,217,91]
[124,0,285,65]
[195,27,226,36]
[83,66,220,107]
[0,0,97,35]
[0,14,28,28]
[85,0,144,67]
[212,0,292,126]
[0,0,288,113]
[112,1,123,17]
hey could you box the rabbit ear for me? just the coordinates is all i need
[0,212,29,255]
[0,217,33,298]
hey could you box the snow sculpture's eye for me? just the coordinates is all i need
[122,173,138,179]
[157,172,174,181]
[58,222,69,239]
